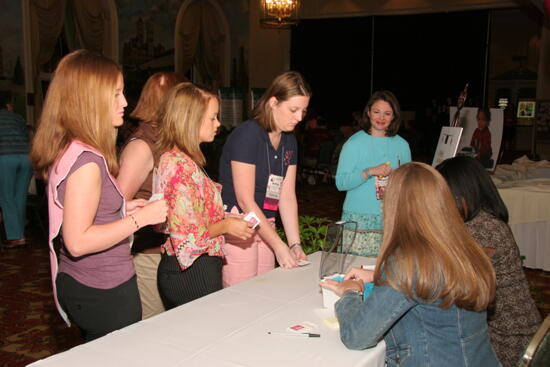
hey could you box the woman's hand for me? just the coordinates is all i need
[367,163,392,177]
[319,279,364,297]
[125,199,148,216]
[274,245,298,269]
[223,217,255,240]
[290,244,307,261]
[133,199,168,227]
[344,267,374,284]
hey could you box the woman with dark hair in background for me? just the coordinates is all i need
[117,72,186,319]
[335,90,411,256]
[437,155,541,367]
[218,71,310,286]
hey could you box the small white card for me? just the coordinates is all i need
[243,211,260,229]
[149,193,164,202]
[286,321,317,333]
[298,260,311,267]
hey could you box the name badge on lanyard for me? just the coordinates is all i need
[264,174,283,211]
[263,142,285,211]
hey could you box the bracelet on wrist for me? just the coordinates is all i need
[289,243,302,250]
[129,214,140,229]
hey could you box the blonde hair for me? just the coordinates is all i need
[130,72,187,124]
[155,83,216,166]
[375,162,495,311]
[31,50,122,180]
[252,71,311,132]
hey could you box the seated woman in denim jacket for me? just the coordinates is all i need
[321,162,500,367]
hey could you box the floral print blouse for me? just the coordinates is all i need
[157,149,224,270]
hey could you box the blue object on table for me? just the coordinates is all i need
[330,275,374,301]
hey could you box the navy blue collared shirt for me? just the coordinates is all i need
[218,120,297,218]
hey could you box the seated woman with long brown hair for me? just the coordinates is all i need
[321,162,499,366]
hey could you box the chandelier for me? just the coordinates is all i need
[260,0,300,28]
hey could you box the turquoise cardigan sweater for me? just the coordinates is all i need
[335,130,411,216]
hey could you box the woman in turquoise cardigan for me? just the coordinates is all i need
[335,91,411,256]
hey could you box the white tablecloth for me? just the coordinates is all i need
[496,177,550,271]
[29,252,385,367]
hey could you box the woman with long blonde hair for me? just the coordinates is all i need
[30,50,167,341]
[155,83,254,308]
[321,162,499,366]
[117,72,185,319]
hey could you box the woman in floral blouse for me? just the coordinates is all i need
[155,83,255,308]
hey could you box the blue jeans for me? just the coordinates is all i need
[0,154,33,240]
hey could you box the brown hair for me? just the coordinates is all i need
[362,90,401,137]
[155,83,216,166]
[130,72,187,124]
[31,49,122,180]
[251,71,311,132]
[375,162,496,311]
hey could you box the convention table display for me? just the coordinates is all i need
[29,252,385,367]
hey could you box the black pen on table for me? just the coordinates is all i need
[268,331,320,337]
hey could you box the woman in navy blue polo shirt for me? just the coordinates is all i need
[218,71,310,286]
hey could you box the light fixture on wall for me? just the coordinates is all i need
[260,0,300,28]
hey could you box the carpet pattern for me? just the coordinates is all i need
[0,181,548,366]
[0,236,82,367]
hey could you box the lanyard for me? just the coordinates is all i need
[265,141,284,176]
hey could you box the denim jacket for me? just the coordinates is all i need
[335,284,501,367]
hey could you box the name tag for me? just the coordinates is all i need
[263,174,283,211]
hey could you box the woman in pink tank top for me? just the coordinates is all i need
[30,50,168,341]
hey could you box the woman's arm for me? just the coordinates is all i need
[117,139,154,201]
[62,162,167,257]
[165,158,253,268]
[278,165,306,260]
[336,141,391,189]
[335,139,368,191]
[335,285,415,350]
[231,161,297,268]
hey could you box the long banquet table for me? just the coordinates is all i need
[497,178,550,271]
[29,252,385,367]
[491,158,550,271]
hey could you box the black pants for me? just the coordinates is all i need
[157,253,222,310]
[56,273,141,342]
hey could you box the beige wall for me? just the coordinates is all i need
[248,0,291,89]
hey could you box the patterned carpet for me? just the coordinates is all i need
[0,181,548,366]
[0,232,82,367]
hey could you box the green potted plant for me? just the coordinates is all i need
[277,215,331,255]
